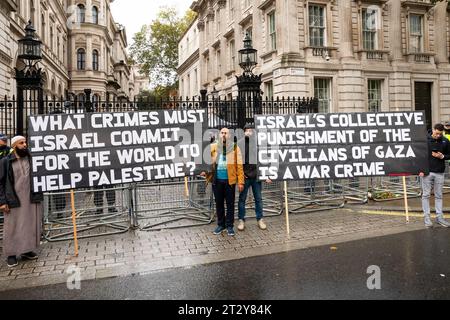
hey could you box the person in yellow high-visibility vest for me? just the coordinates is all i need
[444,122,450,141]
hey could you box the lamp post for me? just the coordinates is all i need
[236,33,262,129]
[15,21,44,136]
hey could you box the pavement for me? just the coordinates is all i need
[1,228,449,300]
[0,194,437,293]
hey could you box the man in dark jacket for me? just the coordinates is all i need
[421,123,450,228]
[0,136,43,267]
[237,123,268,231]
[0,133,11,159]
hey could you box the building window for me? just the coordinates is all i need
[92,6,99,24]
[314,78,331,113]
[409,14,423,53]
[309,5,325,47]
[229,0,235,20]
[216,10,221,34]
[77,4,85,23]
[77,93,85,102]
[268,11,277,50]
[229,39,235,70]
[368,80,382,113]
[50,26,54,51]
[362,8,378,50]
[246,27,253,41]
[216,50,222,78]
[41,14,46,42]
[77,48,86,70]
[93,50,99,71]
[265,81,274,99]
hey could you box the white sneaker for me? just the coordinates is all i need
[258,219,267,230]
[237,219,245,231]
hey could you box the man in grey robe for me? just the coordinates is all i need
[0,136,43,268]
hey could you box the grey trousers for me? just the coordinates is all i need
[421,172,445,219]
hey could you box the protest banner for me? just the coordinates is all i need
[255,112,429,181]
[29,109,208,192]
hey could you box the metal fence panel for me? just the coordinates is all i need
[135,176,213,231]
[43,185,132,242]
[368,176,422,202]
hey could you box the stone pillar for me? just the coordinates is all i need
[339,0,354,61]
[86,36,92,70]
[388,0,402,62]
[434,1,448,67]
[280,0,300,53]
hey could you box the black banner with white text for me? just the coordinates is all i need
[29,110,207,192]
[255,112,429,181]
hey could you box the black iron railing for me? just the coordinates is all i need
[0,95,318,138]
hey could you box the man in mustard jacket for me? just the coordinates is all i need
[204,128,244,236]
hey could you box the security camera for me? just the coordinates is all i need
[325,54,330,61]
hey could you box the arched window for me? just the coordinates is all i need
[92,6,99,24]
[77,48,86,70]
[77,4,85,23]
[92,50,99,71]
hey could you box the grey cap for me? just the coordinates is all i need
[0,133,7,141]
[445,121,450,126]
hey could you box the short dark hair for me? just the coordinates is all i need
[434,123,445,131]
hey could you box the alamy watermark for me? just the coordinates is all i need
[366,265,381,290]
[66,265,82,290]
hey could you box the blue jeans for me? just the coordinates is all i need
[238,179,263,221]
[213,180,236,228]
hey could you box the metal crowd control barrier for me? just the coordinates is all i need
[43,185,132,242]
[135,176,213,231]
[234,180,284,219]
[332,177,369,204]
[368,176,422,202]
[286,179,346,213]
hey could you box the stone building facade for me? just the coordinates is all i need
[178,18,201,99]
[0,0,135,101]
[180,0,450,128]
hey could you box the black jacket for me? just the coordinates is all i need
[427,134,450,173]
[0,145,11,160]
[0,153,43,208]
[238,135,258,179]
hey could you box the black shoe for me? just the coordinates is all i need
[21,252,38,260]
[7,256,18,267]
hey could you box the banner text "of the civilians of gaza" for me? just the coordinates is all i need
[255,112,429,181]
[28,110,207,192]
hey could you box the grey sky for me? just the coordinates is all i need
[110,0,192,47]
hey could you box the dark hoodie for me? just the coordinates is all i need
[427,133,450,173]
[238,135,258,179]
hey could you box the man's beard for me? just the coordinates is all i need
[15,148,30,158]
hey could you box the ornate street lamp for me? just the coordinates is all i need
[238,33,258,75]
[15,21,44,135]
[236,33,262,129]
[17,21,42,69]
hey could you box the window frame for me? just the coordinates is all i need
[308,4,326,47]
[367,79,382,113]
[361,7,379,51]
[77,48,86,70]
[314,78,331,113]
[77,4,85,23]
[92,49,99,71]
[267,11,277,51]
[92,6,99,24]
[409,14,424,53]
